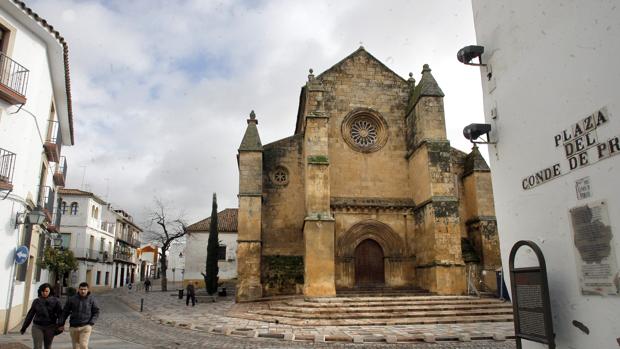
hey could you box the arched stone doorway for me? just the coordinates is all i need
[336,219,411,289]
[354,239,385,286]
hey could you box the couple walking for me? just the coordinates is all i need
[20,282,99,349]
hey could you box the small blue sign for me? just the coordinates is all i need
[15,246,29,265]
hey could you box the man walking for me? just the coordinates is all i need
[60,282,99,349]
[186,282,196,306]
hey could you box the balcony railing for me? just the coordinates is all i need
[0,52,29,105]
[116,233,141,248]
[53,156,67,187]
[0,148,16,191]
[113,251,134,263]
[43,120,62,163]
[38,186,55,222]
[73,248,111,262]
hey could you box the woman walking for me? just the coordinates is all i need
[20,283,63,349]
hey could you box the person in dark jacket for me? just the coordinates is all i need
[20,283,63,349]
[186,282,196,306]
[144,278,151,292]
[59,282,99,349]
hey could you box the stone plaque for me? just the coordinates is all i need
[575,177,592,200]
[570,201,619,296]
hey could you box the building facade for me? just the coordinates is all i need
[110,209,141,288]
[0,0,74,332]
[236,48,501,301]
[184,208,238,287]
[59,189,142,290]
[138,244,159,281]
[58,189,115,291]
[471,1,620,348]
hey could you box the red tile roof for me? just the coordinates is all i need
[187,208,238,233]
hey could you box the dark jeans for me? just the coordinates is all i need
[186,294,196,306]
[32,324,56,349]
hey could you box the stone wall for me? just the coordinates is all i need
[262,135,305,256]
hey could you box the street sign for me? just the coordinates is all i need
[15,246,29,265]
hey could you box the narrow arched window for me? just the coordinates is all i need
[70,202,78,215]
[61,201,67,215]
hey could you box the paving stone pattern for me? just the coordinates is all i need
[120,284,516,347]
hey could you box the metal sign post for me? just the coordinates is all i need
[3,246,29,334]
[509,240,555,349]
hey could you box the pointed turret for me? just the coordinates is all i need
[236,110,264,301]
[463,145,490,176]
[239,110,262,151]
[461,145,500,292]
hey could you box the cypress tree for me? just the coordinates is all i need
[205,193,219,295]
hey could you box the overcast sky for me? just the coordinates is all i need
[30,0,487,228]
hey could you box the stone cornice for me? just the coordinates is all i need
[331,197,415,212]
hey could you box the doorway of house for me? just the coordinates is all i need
[354,239,385,287]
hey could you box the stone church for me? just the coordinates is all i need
[236,47,501,301]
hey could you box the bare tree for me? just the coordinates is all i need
[143,198,187,292]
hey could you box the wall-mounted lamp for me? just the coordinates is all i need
[14,210,47,228]
[463,123,496,145]
[457,45,486,66]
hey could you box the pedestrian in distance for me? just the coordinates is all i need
[144,278,151,292]
[20,283,63,349]
[186,282,196,306]
[59,282,99,349]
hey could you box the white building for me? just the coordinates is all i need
[0,0,74,333]
[167,242,185,285]
[184,208,238,286]
[109,208,141,288]
[58,189,115,291]
[470,1,620,348]
[58,189,142,290]
[138,243,159,281]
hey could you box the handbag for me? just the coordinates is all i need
[54,327,64,336]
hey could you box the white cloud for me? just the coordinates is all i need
[30,0,487,227]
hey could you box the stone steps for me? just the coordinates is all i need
[238,294,513,326]
[271,302,512,314]
[249,314,514,326]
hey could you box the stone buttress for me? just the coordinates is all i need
[406,65,466,294]
[236,111,264,301]
[462,146,501,291]
[302,70,336,297]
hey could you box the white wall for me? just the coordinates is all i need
[472,1,620,348]
[184,231,237,281]
[0,3,66,331]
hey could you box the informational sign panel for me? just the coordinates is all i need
[570,201,619,296]
[509,241,555,349]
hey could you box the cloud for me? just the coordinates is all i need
[30,0,487,227]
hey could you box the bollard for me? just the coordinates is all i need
[140,298,144,312]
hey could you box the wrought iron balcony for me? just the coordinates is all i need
[38,186,56,222]
[113,251,134,263]
[46,208,62,232]
[43,120,62,163]
[0,52,29,105]
[53,156,67,187]
[0,147,16,191]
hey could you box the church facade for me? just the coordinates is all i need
[236,48,501,301]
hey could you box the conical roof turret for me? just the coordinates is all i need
[463,145,490,176]
[239,110,263,151]
[409,64,445,109]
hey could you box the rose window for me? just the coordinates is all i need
[270,166,289,186]
[351,120,378,147]
[341,108,388,153]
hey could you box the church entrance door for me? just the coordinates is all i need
[354,239,385,287]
